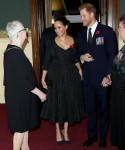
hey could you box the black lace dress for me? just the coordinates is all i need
[41,39,84,125]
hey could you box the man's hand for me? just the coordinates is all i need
[101,77,112,87]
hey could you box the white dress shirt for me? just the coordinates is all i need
[87,21,98,40]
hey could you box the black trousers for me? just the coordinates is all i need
[84,83,109,139]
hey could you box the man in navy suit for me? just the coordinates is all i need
[78,3,118,148]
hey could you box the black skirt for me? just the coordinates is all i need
[110,86,125,149]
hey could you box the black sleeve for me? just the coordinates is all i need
[73,37,80,64]
[42,40,53,71]
[11,50,36,93]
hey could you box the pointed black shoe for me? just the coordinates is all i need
[64,140,71,144]
[83,137,98,147]
[61,129,71,144]
[56,140,63,145]
[99,139,107,149]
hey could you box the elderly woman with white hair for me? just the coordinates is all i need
[4,20,46,150]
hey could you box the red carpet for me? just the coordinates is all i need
[0,104,118,150]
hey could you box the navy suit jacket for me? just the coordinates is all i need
[78,23,118,86]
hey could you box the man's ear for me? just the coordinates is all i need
[90,12,94,18]
[66,25,68,30]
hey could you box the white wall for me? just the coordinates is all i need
[0,37,33,103]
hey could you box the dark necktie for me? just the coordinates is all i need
[88,28,92,47]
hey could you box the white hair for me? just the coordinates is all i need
[6,21,24,41]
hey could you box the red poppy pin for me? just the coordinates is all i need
[70,44,74,48]
[96,30,100,34]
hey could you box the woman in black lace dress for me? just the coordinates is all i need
[109,14,125,150]
[41,16,84,144]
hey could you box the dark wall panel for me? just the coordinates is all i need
[0,0,30,29]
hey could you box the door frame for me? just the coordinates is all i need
[30,0,40,86]
[107,0,119,35]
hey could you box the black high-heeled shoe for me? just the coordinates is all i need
[61,129,71,144]
[56,140,63,145]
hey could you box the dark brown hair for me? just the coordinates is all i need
[54,16,70,26]
[119,14,125,28]
[78,3,97,18]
